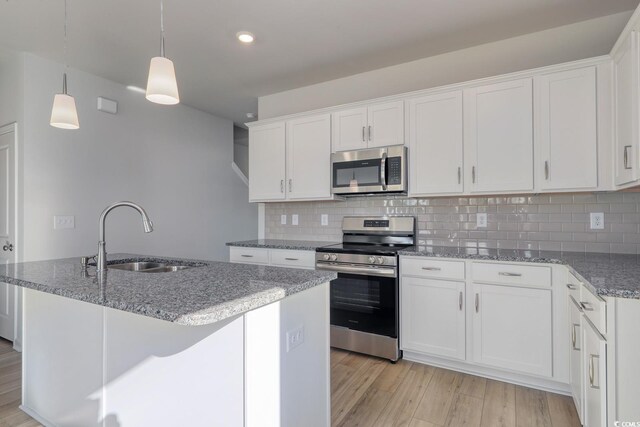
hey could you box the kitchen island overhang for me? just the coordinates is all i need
[0,254,336,427]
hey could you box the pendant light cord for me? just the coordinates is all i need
[160,0,165,57]
[63,0,68,94]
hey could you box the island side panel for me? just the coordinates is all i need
[245,282,330,427]
[22,289,105,426]
[103,309,244,427]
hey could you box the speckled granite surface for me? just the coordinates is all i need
[0,254,336,326]
[400,246,640,300]
[226,239,338,251]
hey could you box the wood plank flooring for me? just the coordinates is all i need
[0,339,580,427]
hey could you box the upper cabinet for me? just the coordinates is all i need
[464,78,534,193]
[407,91,464,196]
[613,30,640,186]
[332,101,404,152]
[249,113,333,202]
[535,67,598,191]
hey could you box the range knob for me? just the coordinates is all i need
[368,256,376,264]
[376,257,385,264]
[323,254,330,261]
[330,254,338,262]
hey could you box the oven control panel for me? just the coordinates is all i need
[363,219,389,228]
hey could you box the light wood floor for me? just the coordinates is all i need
[331,348,581,427]
[0,339,580,427]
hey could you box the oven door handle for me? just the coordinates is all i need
[316,262,396,277]
[380,152,388,190]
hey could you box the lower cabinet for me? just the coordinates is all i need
[401,277,465,360]
[229,247,316,270]
[568,296,584,424]
[583,317,607,427]
[471,283,553,378]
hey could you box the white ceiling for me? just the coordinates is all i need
[0,0,638,125]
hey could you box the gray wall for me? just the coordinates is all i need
[258,12,631,119]
[233,126,249,178]
[265,192,640,254]
[20,54,258,262]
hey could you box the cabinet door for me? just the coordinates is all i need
[401,277,465,360]
[583,319,607,427]
[407,92,464,196]
[249,122,286,202]
[286,114,331,200]
[614,31,640,186]
[472,283,552,377]
[332,107,368,152]
[569,298,584,424]
[536,67,598,191]
[367,100,404,148]
[464,79,534,193]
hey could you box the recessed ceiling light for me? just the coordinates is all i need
[236,31,255,44]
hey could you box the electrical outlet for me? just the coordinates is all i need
[281,214,287,225]
[292,214,299,226]
[477,213,487,228]
[321,214,329,226]
[286,326,304,352]
[54,215,75,230]
[590,212,604,230]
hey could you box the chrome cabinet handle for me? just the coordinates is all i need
[284,258,299,261]
[472,166,476,184]
[368,125,372,141]
[280,179,284,193]
[544,161,549,180]
[362,126,366,142]
[580,301,594,311]
[2,241,13,252]
[499,272,522,277]
[421,267,441,271]
[289,179,292,192]
[241,254,254,258]
[459,291,463,311]
[624,145,632,169]
[589,354,600,389]
[566,284,577,290]
[475,293,479,313]
[571,323,580,350]
[457,167,461,184]
[380,152,387,190]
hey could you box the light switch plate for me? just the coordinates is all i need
[292,214,299,226]
[321,214,329,226]
[281,214,287,225]
[477,213,487,228]
[54,215,75,230]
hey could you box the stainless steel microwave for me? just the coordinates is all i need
[331,146,407,195]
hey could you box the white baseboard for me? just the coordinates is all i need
[19,405,57,427]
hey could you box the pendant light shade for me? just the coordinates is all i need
[146,56,179,105]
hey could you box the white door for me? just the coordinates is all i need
[407,91,463,196]
[0,124,16,342]
[367,100,404,148]
[472,283,552,377]
[401,277,465,360]
[248,122,286,202]
[536,67,598,191]
[331,107,368,152]
[614,31,639,186]
[286,114,331,200]
[569,297,584,424]
[464,78,534,193]
[583,318,607,427]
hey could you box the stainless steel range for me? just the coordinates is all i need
[316,216,415,362]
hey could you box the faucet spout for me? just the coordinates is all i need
[96,201,154,272]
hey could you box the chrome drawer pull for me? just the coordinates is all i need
[498,272,522,277]
[566,284,577,290]
[459,291,463,311]
[421,267,442,271]
[475,293,479,313]
[580,302,594,311]
[589,354,600,389]
[241,255,254,258]
[284,258,299,261]
[571,323,580,350]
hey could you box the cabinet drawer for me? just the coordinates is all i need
[229,247,270,265]
[567,271,582,302]
[471,262,551,287]
[270,249,315,270]
[580,286,606,335]
[401,257,465,280]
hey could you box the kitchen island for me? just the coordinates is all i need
[0,254,336,427]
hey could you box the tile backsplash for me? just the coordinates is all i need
[264,192,640,254]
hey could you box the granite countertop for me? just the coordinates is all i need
[400,246,640,300]
[226,239,338,251]
[0,254,336,326]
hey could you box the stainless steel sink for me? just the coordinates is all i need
[108,262,191,273]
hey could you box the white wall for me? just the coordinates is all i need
[0,48,23,129]
[233,126,249,178]
[21,54,257,262]
[258,12,631,118]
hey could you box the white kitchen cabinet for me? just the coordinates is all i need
[286,114,332,200]
[407,91,464,196]
[583,318,607,427]
[332,101,403,152]
[401,277,465,360]
[568,296,584,424]
[472,282,552,377]
[249,122,286,202]
[535,66,598,191]
[613,30,640,186]
[464,78,534,193]
[229,247,315,270]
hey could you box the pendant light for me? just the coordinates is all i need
[146,0,179,105]
[50,0,79,130]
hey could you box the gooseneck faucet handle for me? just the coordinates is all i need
[96,201,154,273]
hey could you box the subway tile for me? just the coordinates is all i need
[519,222,539,232]
[540,223,563,232]
[539,241,562,251]
[584,204,610,213]
[562,223,586,232]
[610,203,637,213]
[611,223,638,233]
[596,193,625,203]
[549,195,574,204]
[572,233,597,243]
[623,233,640,244]
[537,204,562,213]
[596,232,624,243]
[527,195,550,204]
[572,194,598,203]
[585,243,611,253]
[517,241,539,250]
[561,204,585,213]
[550,232,573,241]
[561,242,586,252]
[610,243,638,254]
[527,232,550,241]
